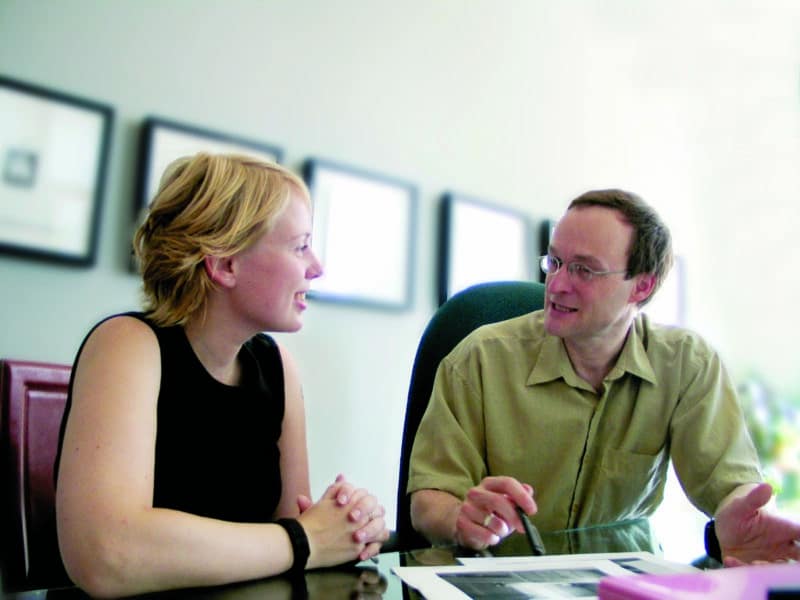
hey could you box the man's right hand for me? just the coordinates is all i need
[454,476,537,550]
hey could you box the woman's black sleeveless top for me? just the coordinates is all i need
[56,312,285,522]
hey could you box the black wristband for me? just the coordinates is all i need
[276,518,310,577]
[704,519,722,563]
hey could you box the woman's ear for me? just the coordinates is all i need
[204,255,236,288]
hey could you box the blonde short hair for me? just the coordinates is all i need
[133,153,310,327]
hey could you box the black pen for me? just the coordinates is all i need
[515,506,546,556]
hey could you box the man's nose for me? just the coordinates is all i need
[546,265,571,293]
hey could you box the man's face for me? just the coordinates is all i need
[543,206,645,346]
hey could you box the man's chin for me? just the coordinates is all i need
[543,317,560,337]
[544,311,575,338]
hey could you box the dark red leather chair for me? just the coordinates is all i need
[1,359,73,592]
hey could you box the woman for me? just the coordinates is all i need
[55,153,389,598]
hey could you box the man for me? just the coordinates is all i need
[408,189,800,565]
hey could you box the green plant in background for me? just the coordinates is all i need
[738,375,800,510]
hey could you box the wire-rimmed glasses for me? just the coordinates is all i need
[539,255,627,283]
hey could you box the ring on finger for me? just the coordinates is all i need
[482,513,494,528]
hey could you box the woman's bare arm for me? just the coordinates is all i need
[273,343,311,518]
[55,317,366,598]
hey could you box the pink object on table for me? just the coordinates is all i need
[598,562,800,600]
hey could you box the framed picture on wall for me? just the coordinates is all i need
[134,116,283,223]
[303,158,417,310]
[0,76,113,266]
[537,218,555,283]
[438,193,534,305]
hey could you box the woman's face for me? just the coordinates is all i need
[230,187,323,333]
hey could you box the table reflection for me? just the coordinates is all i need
[401,517,658,567]
[12,519,689,600]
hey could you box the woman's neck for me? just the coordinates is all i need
[183,319,243,386]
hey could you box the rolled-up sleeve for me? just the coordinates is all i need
[668,337,763,515]
[407,349,488,501]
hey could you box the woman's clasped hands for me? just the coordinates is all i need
[296,474,390,568]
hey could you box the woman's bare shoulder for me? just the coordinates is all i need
[77,315,161,379]
[85,314,156,349]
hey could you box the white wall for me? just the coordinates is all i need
[1,1,799,533]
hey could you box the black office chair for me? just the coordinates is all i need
[393,280,546,551]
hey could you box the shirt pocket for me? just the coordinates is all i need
[599,448,668,514]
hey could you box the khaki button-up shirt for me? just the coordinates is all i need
[408,310,762,532]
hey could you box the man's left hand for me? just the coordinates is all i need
[715,482,800,566]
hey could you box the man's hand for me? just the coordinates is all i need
[715,482,800,566]
[454,476,537,550]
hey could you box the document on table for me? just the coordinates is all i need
[392,552,697,600]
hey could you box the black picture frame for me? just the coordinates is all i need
[537,218,555,283]
[303,158,417,310]
[438,193,534,305]
[0,76,113,266]
[134,116,283,223]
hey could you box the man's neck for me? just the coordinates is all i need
[563,322,633,392]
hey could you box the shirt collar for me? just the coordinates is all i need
[606,315,658,384]
[528,314,658,388]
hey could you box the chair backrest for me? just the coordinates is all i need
[1,359,72,592]
[394,280,546,550]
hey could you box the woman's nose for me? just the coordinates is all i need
[307,249,324,279]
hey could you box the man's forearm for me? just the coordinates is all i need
[409,489,462,545]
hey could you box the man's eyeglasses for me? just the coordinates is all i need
[539,255,627,283]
